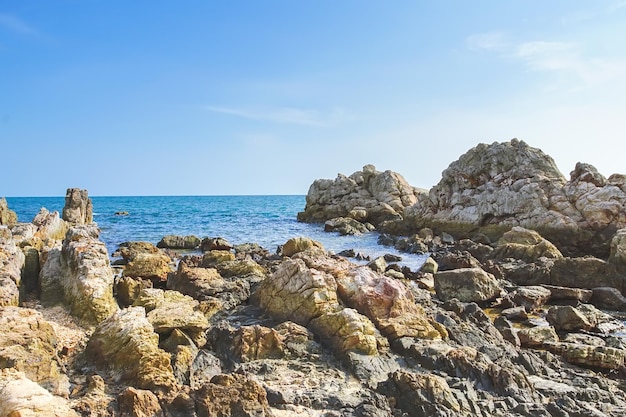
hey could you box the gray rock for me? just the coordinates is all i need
[62,188,93,224]
[434,267,503,303]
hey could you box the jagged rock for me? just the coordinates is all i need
[542,284,592,303]
[254,258,378,355]
[32,208,67,241]
[85,307,177,393]
[546,305,593,332]
[419,257,438,274]
[71,374,116,417]
[503,286,552,312]
[377,370,461,415]
[118,387,164,417]
[336,266,443,341]
[156,234,201,250]
[192,373,273,417]
[114,242,173,285]
[550,256,624,291]
[168,262,250,308]
[216,259,267,281]
[590,287,626,311]
[201,250,236,265]
[609,228,626,268]
[517,326,559,347]
[500,306,528,321]
[0,197,17,226]
[367,256,387,273]
[115,275,153,306]
[297,164,420,226]
[552,343,626,370]
[494,316,521,346]
[52,225,119,325]
[62,188,93,224]
[0,307,69,396]
[324,217,373,235]
[0,369,78,417]
[133,288,209,344]
[200,237,233,252]
[0,234,24,306]
[434,267,502,303]
[434,251,482,271]
[281,237,325,257]
[397,140,626,258]
[492,226,563,262]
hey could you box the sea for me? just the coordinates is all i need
[5,195,428,271]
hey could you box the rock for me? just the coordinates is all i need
[504,286,552,312]
[553,343,626,370]
[297,164,420,226]
[120,242,173,284]
[398,140,626,258]
[377,370,461,415]
[281,237,326,257]
[324,217,373,235]
[32,208,67,241]
[434,267,502,303]
[367,256,387,274]
[254,258,378,355]
[85,307,177,393]
[115,276,153,306]
[542,284,593,303]
[201,250,236,265]
[336,266,443,341]
[62,188,93,224]
[200,237,233,252]
[216,259,267,281]
[609,228,626,268]
[550,256,624,292]
[0,369,78,417]
[192,373,273,417]
[0,235,24,307]
[501,306,528,321]
[133,288,209,344]
[0,307,69,396]
[492,226,563,262]
[590,287,626,311]
[434,251,482,271]
[546,305,593,332]
[156,235,201,249]
[419,257,438,274]
[494,316,521,346]
[517,326,559,347]
[118,387,164,417]
[0,197,17,226]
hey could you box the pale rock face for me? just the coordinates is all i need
[298,165,421,226]
[0,369,78,417]
[0,233,25,306]
[434,267,503,303]
[609,228,626,268]
[32,208,67,241]
[400,140,626,257]
[0,197,18,226]
[62,188,93,224]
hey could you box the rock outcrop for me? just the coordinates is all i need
[0,197,17,226]
[297,164,422,227]
[62,188,93,224]
[0,230,24,306]
[398,139,626,257]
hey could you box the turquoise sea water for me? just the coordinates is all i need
[6,195,428,270]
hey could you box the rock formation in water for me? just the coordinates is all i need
[62,188,93,224]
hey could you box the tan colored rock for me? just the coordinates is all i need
[337,266,442,340]
[378,370,460,414]
[118,386,164,417]
[492,226,563,261]
[609,228,626,268]
[556,343,625,370]
[123,252,173,283]
[546,305,593,332]
[62,188,93,224]
[518,326,559,347]
[505,286,552,312]
[201,250,236,265]
[32,208,67,241]
[156,234,201,249]
[0,369,78,417]
[281,237,326,257]
[85,307,177,393]
[0,307,68,396]
[0,235,24,307]
[59,225,119,325]
[434,267,502,303]
[116,275,153,306]
[200,237,233,252]
[0,197,17,226]
[193,373,273,417]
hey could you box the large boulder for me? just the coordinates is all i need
[117,241,173,283]
[85,307,177,393]
[398,140,626,257]
[32,208,67,241]
[0,307,68,396]
[192,373,273,417]
[156,234,201,250]
[491,226,563,262]
[0,197,17,226]
[0,233,24,306]
[49,225,119,325]
[297,164,421,226]
[62,188,93,224]
[434,267,502,303]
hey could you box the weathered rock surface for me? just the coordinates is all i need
[281,236,325,257]
[324,217,374,235]
[43,225,119,325]
[85,306,177,392]
[434,267,502,303]
[0,232,24,306]
[62,188,93,224]
[32,208,67,241]
[193,373,273,417]
[298,164,421,226]
[157,234,201,249]
[117,241,173,283]
[492,226,563,262]
[395,139,626,258]
[0,197,17,226]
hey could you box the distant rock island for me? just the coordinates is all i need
[2,142,626,416]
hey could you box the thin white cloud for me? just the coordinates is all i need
[0,13,36,35]
[467,33,626,89]
[206,105,353,127]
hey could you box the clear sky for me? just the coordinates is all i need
[2,1,625,196]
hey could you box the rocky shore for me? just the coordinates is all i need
[2,140,626,416]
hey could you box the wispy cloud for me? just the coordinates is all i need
[467,32,626,89]
[0,13,36,35]
[206,105,353,127]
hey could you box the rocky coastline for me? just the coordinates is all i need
[2,140,626,416]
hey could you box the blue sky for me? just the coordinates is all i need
[2,1,625,196]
